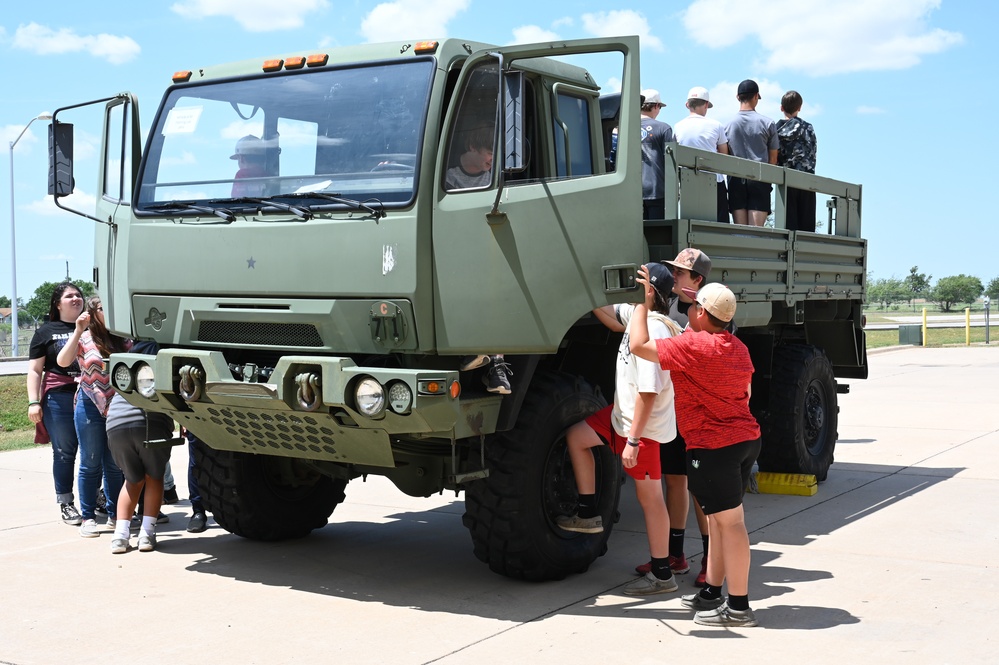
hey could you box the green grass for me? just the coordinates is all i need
[867,326,999,349]
[0,375,39,452]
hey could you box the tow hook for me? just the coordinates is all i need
[295,372,322,411]
[178,365,205,402]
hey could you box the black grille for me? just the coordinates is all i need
[197,321,323,347]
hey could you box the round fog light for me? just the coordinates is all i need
[387,381,413,414]
[112,363,134,392]
[355,377,385,417]
[136,363,156,398]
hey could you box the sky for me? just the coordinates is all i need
[0,0,991,307]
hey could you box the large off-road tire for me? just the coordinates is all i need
[462,371,620,581]
[758,345,839,481]
[193,438,347,540]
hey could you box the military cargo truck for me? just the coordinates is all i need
[49,36,866,580]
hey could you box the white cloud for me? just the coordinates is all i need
[25,191,97,217]
[605,77,622,94]
[12,23,140,65]
[171,0,328,32]
[510,25,562,44]
[359,0,470,43]
[581,10,663,52]
[683,0,962,75]
[3,125,45,153]
[857,106,888,115]
[552,17,575,29]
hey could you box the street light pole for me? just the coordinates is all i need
[8,111,52,357]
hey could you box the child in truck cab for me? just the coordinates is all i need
[230,135,269,198]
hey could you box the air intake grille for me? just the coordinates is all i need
[206,408,338,456]
[197,321,323,347]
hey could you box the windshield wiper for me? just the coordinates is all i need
[145,202,235,223]
[226,197,313,220]
[285,192,385,219]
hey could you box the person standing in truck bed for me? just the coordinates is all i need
[776,90,818,232]
[725,79,778,227]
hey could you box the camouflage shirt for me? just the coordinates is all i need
[776,117,817,174]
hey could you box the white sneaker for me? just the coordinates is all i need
[138,532,157,552]
[106,517,116,531]
[79,518,100,538]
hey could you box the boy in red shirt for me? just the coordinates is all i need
[629,267,762,627]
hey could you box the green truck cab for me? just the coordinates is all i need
[49,36,866,580]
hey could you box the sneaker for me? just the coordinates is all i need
[163,487,179,504]
[138,533,157,552]
[95,488,108,516]
[79,518,100,538]
[187,511,208,533]
[681,592,725,611]
[623,572,678,596]
[460,354,491,371]
[694,603,759,628]
[156,511,169,524]
[484,359,512,394]
[106,517,116,531]
[555,513,603,534]
[695,556,708,587]
[60,503,82,526]
[634,554,689,576]
[110,538,130,554]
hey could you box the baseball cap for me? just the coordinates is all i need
[645,262,675,299]
[230,135,264,160]
[687,86,712,108]
[641,89,664,107]
[664,248,712,278]
[694,282,737,323]
[737,79,761,98]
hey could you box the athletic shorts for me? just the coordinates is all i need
[727,177,772,214]
[584,406,663,480]
[108,424,173,484]
[660,432,687,476]
[687,438,762,515]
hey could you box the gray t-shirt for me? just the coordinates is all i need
[640,116,674,201]
[725,110,778,163]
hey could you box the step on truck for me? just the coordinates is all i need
[49,36,867,581]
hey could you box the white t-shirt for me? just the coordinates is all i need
[612,304,678,443]
[674,113,728,182]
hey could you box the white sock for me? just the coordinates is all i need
[114,520,131,540]
[141,515,157,533]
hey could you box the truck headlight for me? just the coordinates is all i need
[112,363,134,392]
[355,377,385,417]
[387,381,413,414]
[135,363,156,398]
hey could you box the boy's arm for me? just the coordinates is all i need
[592,305,625,333]
[629,265,660,364]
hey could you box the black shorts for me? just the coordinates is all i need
[108,424,173,484]
[660,432,687,476]
[687,438,762,515]
[727,177,772,213]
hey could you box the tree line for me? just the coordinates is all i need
[867,267,999,312]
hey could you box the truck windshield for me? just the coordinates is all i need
[136,59,434,212]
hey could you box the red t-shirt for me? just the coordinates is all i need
[654,330,760,449]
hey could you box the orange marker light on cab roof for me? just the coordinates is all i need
[306,54,329,67]
[172,70,193,83]
[413,41,439,54]
[262,59,284,72]
[284,56,306,70]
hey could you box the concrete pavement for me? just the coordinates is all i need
[1,345,997,664]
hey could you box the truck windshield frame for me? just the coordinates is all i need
[135,58,435,214]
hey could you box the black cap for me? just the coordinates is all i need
[737,79,760,98]
[645,262,675,300]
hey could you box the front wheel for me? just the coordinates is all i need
[193,438,347,540]
[462,371,619,581]
[758,345,839,481]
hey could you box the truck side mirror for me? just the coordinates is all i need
[48,122,75,197]
[502,71,525,173]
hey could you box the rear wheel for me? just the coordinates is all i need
[758,345,838,481]
[193,438,347,540]
[462,371,620,581]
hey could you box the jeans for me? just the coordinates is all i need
[75,395,124,520]
[185,430,204,513]
[43,389,79,505]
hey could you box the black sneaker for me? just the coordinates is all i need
[60,503,83,526]
[163,487,179,504]
[187,511,208,533]
[95,488,108,516]
[484,358,512,394]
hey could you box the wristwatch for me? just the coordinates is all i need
[626,436,641,447]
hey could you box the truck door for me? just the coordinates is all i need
[432,37,643,354]
[51,94,141,337]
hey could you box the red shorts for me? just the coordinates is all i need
[584,406,663,480]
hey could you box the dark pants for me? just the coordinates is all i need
[786,188,817,232]
[184,430,204,513]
